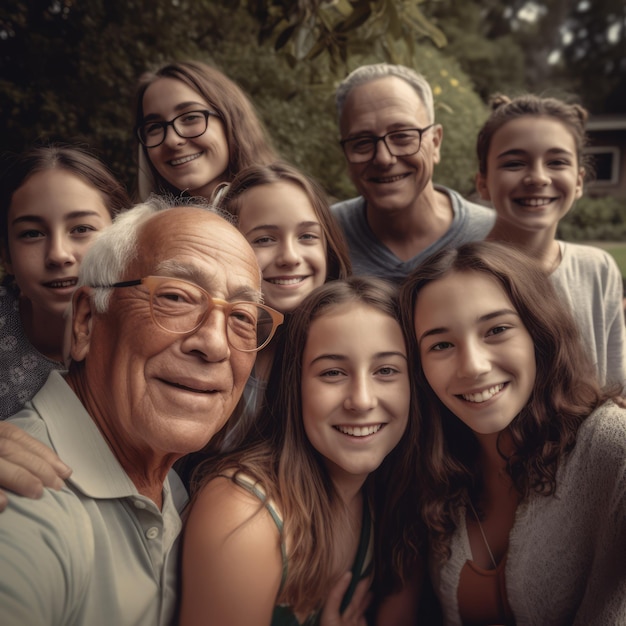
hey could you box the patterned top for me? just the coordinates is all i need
[0,286,63,419]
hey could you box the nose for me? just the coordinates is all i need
[45,234,76,268]
[457,340,491,379]
[372,137,396,164]
[180,308,231,362]
[371,137,396,165]
[162,123,186,148]
[277,239,301,267]
[523,163,550,187]
[344,373,378,413]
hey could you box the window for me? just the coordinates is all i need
[585,146,619,185]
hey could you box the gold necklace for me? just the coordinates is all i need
[468,501,498,570]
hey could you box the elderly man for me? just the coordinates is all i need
[0,198,283,625]
[333,63,494,283]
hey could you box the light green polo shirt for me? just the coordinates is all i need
[0,371,188,626]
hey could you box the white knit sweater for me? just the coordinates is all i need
[430,402,626,625]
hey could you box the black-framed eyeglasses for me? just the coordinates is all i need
[135,110,221,148]
[340,125,435,164]
[91,276,284,353]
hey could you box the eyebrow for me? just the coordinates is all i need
[244,221,322,235]
[141,101,208,122]
[496,147,574,160]
[417,308,519,343]
[154,260,263,303]
[11,210,107,226]
[309,351,408,366]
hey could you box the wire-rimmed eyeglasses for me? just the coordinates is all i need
[135,110,221,149]
[91,276,284,353]
[340,125,435,164]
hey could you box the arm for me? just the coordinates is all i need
[178,476,284,626]
[573,404,626,624]
[0,421,72,511]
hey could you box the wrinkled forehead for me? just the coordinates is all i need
[134,208,262,299]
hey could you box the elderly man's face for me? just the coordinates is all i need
[340,76,442,216]
[72,208,260,459]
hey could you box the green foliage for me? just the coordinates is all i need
[247,0,447,66]
[414,46,487,196]
[557,195,626,242]
[0,1,484,203]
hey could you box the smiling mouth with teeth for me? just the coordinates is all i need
[45,279,77,288]
[515,197,555,207]
[169,152,202,166]
[369,173,410,184]
[334,424,384,437]
[266,276,307,286]
[459,383,505,403]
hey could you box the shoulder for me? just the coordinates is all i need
[436,185,495,224]
[331,196,365,221]
[573,403,626,472]
[186,474,281,544]
[1,486,94,579]
[560,242,622,275]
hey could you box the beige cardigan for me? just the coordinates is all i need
[430,402,626,625]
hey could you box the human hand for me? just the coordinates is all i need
[0,421,72,511]
[319,571,372,626]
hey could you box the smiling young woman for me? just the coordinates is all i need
[0,144,129,419]
[133,60,277,201]
[180,277,422,626]
[399,240,626,625]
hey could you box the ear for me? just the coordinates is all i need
[575,166,584,200]
[69,287,95,363]
[431,124,443,165]
[475,172,491,201]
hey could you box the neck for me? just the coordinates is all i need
[20,297,66,362]
[473,429,514,472]
[487,222,561,273]
[366,185,453,260]
[66,368,176,509]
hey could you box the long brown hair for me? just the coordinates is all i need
[134,60,277,199]
[192,277,421,614]
[399,241,610,561]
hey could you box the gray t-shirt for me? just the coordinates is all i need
[331,185,495,284]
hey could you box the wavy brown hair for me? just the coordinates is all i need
[134,60,277,200]
[220,161,352,283]
[398,241,611,562]
[192,277,422,615]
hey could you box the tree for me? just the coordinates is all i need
[430,0,626,114]
[0,0,483,199]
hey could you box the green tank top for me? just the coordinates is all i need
[232,475,373,626]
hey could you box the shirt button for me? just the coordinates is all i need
[145,527,160,540]
[134,500,147,510]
